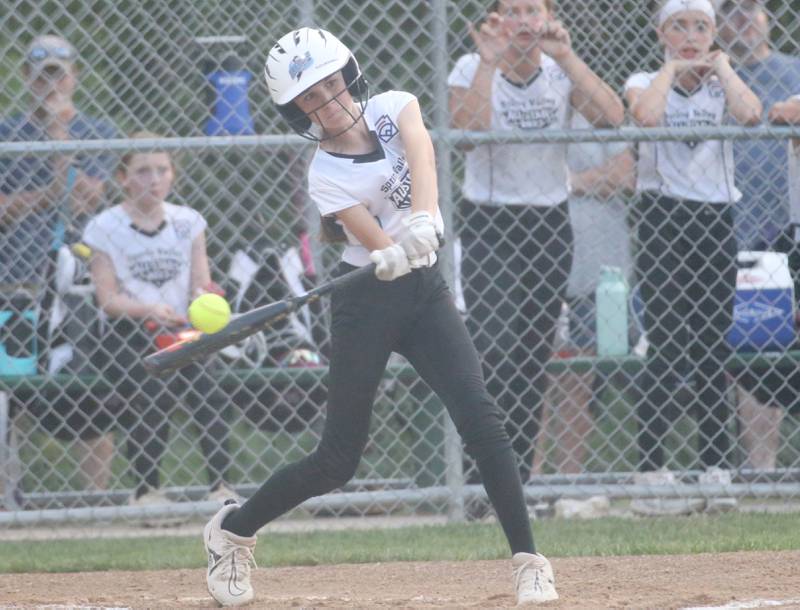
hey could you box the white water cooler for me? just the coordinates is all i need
[726,251,796,352]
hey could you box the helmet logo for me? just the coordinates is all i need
[288,52,314,81]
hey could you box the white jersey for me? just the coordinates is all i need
[308,90,444,267]
[625,71,740,204]
[447,52,573,206]
[789,94,800,232]
[83,202,206,315]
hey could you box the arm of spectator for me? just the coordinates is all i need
[90,248,187,326]
[189,230,213,299]
[570,148,635,199]
[626,65,678,127]
[449,15,508,132]
[711,52,762,126]
[0,188,53,224]
[0,154,73,224]
[769,97,800,144]
[449,75,494,132]
[566,55,625,127]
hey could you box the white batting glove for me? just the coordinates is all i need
[409,251,437,269]
[369,244,411,281]
[400,212,441,259]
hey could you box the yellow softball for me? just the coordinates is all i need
[188,293,231,334]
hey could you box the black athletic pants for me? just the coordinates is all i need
[459,200,573,482]
[224,262,536,555]
[635,193,738,471]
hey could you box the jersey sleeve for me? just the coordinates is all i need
[447,53,480,89]
[376,90,418,122]
[308,173,361,217]
[624,72,654,92]
[187,207,208,241]
[82,213,114,255]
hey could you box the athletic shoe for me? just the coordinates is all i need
[128,488,188,527]
[512,552,559,604]
[205,501,257,606]
[208,482,245,505]
[698,467,738,513]
[629,470,704,517]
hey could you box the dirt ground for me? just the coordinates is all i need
[1,550,799,609]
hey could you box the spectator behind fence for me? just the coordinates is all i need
[0,34,119,496]
[733,95,800,432]
[784,94,800,306]
[83,133,239,521]
[447,0,624,514]
[716,0,800,472]
[532,112,635,477]
[625,0,761,516]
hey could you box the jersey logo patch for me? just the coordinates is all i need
[173,219,192,240]
[375,114,399,143]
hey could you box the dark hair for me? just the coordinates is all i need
[117,131,173,176]
[490,0,555,13]
[319,214,348,243]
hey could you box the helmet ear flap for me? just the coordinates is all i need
[342,57,368,101]
[278,102,311,133]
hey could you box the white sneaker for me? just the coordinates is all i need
[208,483,245,505]
[205,501,257,606]
[630,470,704,517]
[512,552,559,605]
[129,488,188,527]
[698,467,738,513]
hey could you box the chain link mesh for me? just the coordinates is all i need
[1,0,800,526]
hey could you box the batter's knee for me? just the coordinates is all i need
[312,442,363,492]
[458,409,511,463]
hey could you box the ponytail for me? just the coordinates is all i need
[319,214,348,243]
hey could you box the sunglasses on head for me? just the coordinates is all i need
[27,45,75,63]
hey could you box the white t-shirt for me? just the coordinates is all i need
[308,90,445,267]
[788,94,800,233]
[625,72,740,204]
[447,52,573,206]
[83,202,206,315]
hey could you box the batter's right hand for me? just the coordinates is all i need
[369,244,411,281]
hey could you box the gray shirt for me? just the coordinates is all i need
[566,113,633,299]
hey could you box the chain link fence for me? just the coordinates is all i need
[1,0,800,527]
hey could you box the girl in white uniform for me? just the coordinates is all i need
[624,0,761,494]
[202,28,559,607]
[448,0,624,485]
[83,133,236,512]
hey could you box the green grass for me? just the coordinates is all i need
[1,512,798,574]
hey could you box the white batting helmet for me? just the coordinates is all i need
[264,27,368,138]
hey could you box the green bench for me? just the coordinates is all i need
[3,352,798,509]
